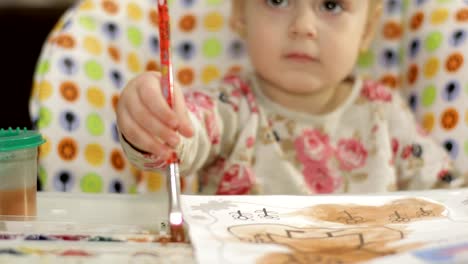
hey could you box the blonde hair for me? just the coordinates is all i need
[229,0,246,37]
[369,0,382,17]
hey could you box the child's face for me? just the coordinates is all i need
[231,0,380,94]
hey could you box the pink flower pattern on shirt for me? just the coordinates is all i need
[192,91,214,109]
[294,130,370,192]
[204,113,220,145]
[246,136,255,148]
[302,162,341,194]
[224,74,259,113]
[185,91,220,145]
[216,164,255,195]
[295,129,342,193]
[361,80,393,102]
[184,93,203,121]
[335,139,368,171]
[130,74,458,195]
[390,138,400,165]
[401,145,413,160]
[295,129,334,164]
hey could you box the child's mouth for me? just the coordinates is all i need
[284,52,317,62]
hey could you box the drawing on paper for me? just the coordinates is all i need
[185,194,468,264]
[227,198,444,263]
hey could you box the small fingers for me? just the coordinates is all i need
[127,99,180,148]
[136,72,180,130]
[174,86,194,138]
[118,110,174,159]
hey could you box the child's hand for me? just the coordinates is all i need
[116,72,194,159]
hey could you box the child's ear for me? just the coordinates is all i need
[229,0,247,38]
[360,3,383,52]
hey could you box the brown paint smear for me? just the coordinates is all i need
[296,198,446,225]
[170,224,186,243]
[228,198,445,264]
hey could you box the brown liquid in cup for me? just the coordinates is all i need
[0,185,36,216]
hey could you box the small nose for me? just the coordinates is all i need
[289,10,317,39]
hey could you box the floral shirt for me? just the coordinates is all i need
[121,73,465,195]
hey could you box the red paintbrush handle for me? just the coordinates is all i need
[157,0,174,109]
[158,1,179,164]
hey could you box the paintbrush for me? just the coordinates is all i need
[157,0,185,243]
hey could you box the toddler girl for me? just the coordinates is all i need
[117,0,465,195]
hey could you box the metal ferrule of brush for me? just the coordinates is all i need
[167,162,182,220]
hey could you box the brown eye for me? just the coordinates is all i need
[266,0,289,8]
[321,0,343,14]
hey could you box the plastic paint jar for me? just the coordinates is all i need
[0,128,45,217]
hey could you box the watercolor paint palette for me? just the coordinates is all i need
[0,227,194,263]
[1,220,160,236]
[0,214,178,244]
[0,240,194,263]
[0,192,196,263]
[0,232,162,243]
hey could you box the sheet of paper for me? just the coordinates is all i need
[371,239,468,264]
[183,190,468,264]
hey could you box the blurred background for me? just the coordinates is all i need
[0,0,74,129]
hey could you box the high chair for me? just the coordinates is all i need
[30,0,465,193]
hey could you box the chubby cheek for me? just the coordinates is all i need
[319,21,366,78]
[246,30,280,73]
[320,40,361,82]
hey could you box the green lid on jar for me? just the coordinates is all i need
[0,127,46,152]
